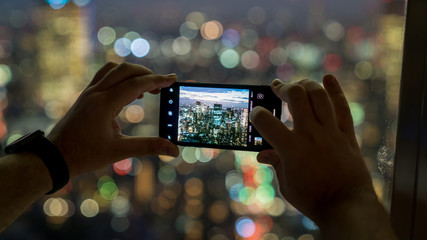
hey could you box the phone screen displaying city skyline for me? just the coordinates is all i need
[178,86,250,147]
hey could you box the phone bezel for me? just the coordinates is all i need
[159,81,282,151]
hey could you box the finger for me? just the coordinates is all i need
[104,74,177,109]
[93,62,154,91]
[249,106,291,150]
[257,149,281,167]
[323,74,355,135]
[271,79,318,130]
[113,136,180,158]
[297,79,337,128]
[87,62,119,88]
[149,88,161,95]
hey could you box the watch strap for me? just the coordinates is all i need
[6,130,70,194]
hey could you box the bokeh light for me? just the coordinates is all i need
[186,11,206,29]
[72,0,90,6]
[180,22,199,39]
[323,20,345,41]
[219,49,240,68]
[45,0,69,9]
[173,37,192,55]
[43,198,69,217]
[221,29,240,48]
[349,102,366,126]
[98,176,119,201]
[111,216,130,232]
[241,50,260,70]
[131,38,150,57]
[80,199,99,218]
[114,38,132,57]
[302,216,319,230]
[158,165,177,184]
[124,105,144,123]
[111,196,130,217]
[113,158,132,176]
[355,61,374,80]
[235,217,256,238]
[201,21,223,40]
[0,65,12,87]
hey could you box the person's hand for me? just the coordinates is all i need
[250,75,396,239]
[47,62,179,178]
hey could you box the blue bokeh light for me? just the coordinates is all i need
[45,0,70,9]
[221,29,240,48]
[131,38,151,58]
[302,216,319,230]
[235,217,256,238]
[114,38,132,57]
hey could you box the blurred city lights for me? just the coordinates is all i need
[349,102,366,126]
[43,198,69,217]
[97,26,116,45]
[124,105,144,123]
[2,1,405,238]
[221,29,240,48]
[172,37,192,55]
[98,176,119,201]
[158,165,177,184]
[45,0,69,9]
[113,158,132,176]
[111,196,131,217]
[302,216,319,231]
[80,199,99,218]
[0,65,12,87]
[241,50,260,70]
[110,216,130,232]
[114,38,132,57]
[180,22,199,39]
[201,21,223,40]
[323,20,345,41]
[219,49,240,68]
[72,0,91,6]
[235,217,256,238]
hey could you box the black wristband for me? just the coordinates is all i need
[5,130,70,194]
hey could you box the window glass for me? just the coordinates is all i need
[0,0,406,239]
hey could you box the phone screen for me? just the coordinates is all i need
[159,82,283,151]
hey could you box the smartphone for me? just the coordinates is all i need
[159,82,283,151]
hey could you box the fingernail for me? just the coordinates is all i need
[272,78,283,87]
[165,73,177,79]
[323,74,337,86]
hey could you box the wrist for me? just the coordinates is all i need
[315,189,397,240]
[3,152,53,195]
[5,130,70,194]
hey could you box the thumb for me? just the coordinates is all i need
[114,137,180,158]
[257,149,281,167]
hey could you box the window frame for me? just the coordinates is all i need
[391,0,427,239]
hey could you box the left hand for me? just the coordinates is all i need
[47,62,179,177]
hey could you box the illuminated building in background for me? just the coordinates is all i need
[35,4,91,120]
[213,103,222,126]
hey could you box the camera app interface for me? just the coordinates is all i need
[160,82,281,150]
[178,86,250,147]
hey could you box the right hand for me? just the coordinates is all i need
[249,75,376,223]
